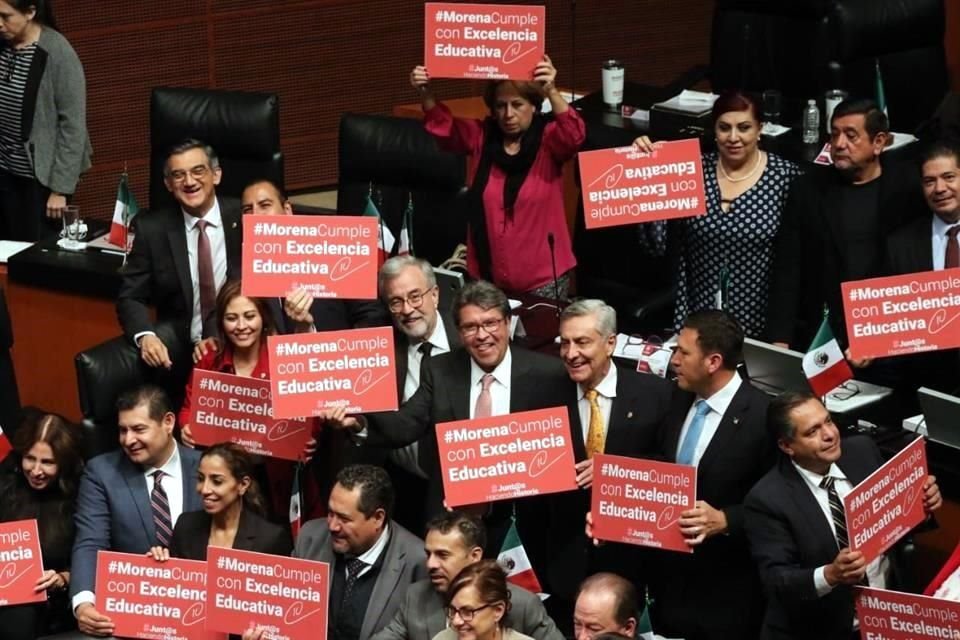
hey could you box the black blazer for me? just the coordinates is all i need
[766,162,925,348]
[886,214,934,275]
[744,436,897,640]
[266,297,390,335]
[117,198,243,344]
[391,310,462,404]
[647,378,775,640]
[169,508,292,561]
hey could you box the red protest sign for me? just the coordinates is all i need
[95,551,226,640]
[206,547,329,640]
[578,140,707,229]
[424,3,545,80]
[0,519,44,606]
[842,268,960,360]
[267,327,398,419]
[856,586,960,639]
[590,454,696,554]
[844,437,928,564]
[435,406,577,507]
[187,370,313,461]
[241,214,378,299]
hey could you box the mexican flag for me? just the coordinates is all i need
[364,194,395,266]
[108,173,139,248]
[802,316,852,397]
[0,426,11,462]
[397,195,414,256]
[637,603,654,640]
[497,519,546,599]
[289,462,302,540]
[875,59,888,118]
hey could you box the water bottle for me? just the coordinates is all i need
[802,99,820,144]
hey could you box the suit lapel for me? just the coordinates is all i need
[123,461,154,546]
[395,330,409,404]
[662,387,695,460]
[221,199,243,280]
[697,383,750,475]
[910,218,934,272]
[234,509,259,551]
[780,459,841,561]
[451,350,472,420]
[360,531,406,640]
[603,367,635,457]
[568,389,587,462]
[269,297,288,335]
[425,587,448,638]
[181,450,202,512]
[167,222,193,316]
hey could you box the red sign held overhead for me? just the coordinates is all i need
[424,3,545,80]
[590,454,697,554]
[435,406,577,507]
[842,268,960,360]
[241,214,379,300]
[205,547,329,640]
[0,519,45,606]
[95,551,226,640]
[578,139,707,229]
[855,586,960,640]
[267,327,398,419]
[187,370,313,461]
[844,437,928,564]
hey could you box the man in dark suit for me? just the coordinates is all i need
[331,281,574,589]
[372,511,563,640]
[647,309,775,640]
[767,98,925,353]
[117,139,242,371]
[70,385,203,637]
[745,392,942,640]
[885,139,960,393]
[551,299,672,605]
[572,573,640,640]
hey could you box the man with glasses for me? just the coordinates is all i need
[572,573,639,640]
[117,138,242,372]
[329,280,573,605]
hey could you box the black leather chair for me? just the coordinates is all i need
[149,87,284,210]
[711,0,948,131]
[336,113,468,267]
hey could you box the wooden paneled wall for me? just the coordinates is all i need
[57,0,714,218]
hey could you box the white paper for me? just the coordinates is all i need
[0,240,32,263]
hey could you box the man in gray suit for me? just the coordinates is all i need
[70,385,203,636]
[372,511,564,640]
[294,465,427,640]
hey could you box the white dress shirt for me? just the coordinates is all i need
[675,372,742,467]
[577,364,617,444]
[468,348,513,418]
[791,461,889,597]
[932,215,960,271]
[389,316,453,478]
[351,523,390,579]
[72,443,188,612]
[183,200,228,342]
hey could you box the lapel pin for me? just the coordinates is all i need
[733,417,740,425]
[627,411,634,419]
[232,221,238,229]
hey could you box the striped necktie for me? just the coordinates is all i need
[151,470,173,547]
[820,476,849,549]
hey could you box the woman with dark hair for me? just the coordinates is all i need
[148,443,290,561]
[434,560,532,640]
[0,412,84,638]
[0,0,91,240]
[410,56,585,298]
[634,91,802,337]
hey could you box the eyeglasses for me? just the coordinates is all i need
[387,289,432,313]
[827,381,861,402]
[458,317,504,337]
[166,165,211,183]
[445,603,495,622]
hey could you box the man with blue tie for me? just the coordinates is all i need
[648,309,775,640]
[70,385,202,636]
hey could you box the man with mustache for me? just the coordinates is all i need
[372,511,563,640]
[745,391,941,639]
[70,385,203,636]
[767,98,925,358]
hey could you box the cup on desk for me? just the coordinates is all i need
[601,60,624,110]
[61,205,83,250]
[824,89,847,134]
[762,89,782,125]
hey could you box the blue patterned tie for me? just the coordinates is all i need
[677,400,711,466]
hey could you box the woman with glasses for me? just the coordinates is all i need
[436,560,533,640]
[0,0,91,240]
[409,56,584,299]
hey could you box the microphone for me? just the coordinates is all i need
[547,232,561,319]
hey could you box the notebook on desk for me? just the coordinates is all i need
[918,387,960,448]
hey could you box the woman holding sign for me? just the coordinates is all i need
[0,412,83,638]
[179,280,322,522]
[148,443,291,561]
[435,560,534,640]
[634,91,802,338]
[410,55,585,298]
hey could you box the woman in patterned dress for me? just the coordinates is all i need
[634,91,802,337]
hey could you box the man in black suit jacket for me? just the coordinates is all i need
[551,299,672,604]
[117,139,242,371]
[767,99,925,352]
[331,281,574,592]
[745,392,942,640]
[647,309,775,640]
[885,139,960,393]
